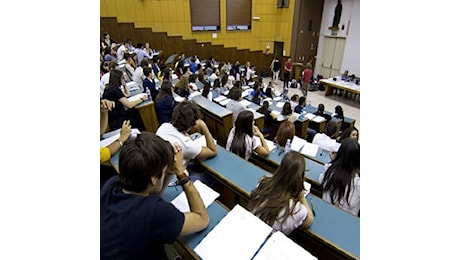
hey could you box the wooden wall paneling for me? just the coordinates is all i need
[118,23,135,43]
[101,18,122,43]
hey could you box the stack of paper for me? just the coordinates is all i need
[213,95,227,102]
[100,128,141,147]
[189,91,201,98]
[252,231,316,260]
[171,180,220,212]
[312,116,326,123]
[194,205,273,260]
[239,99,252,107]
[291,136,307,152]
[219,99,231,106]
[275,102,285,108]
[299,142,319,157]
[305,113,316,120]
[174,95,186,102]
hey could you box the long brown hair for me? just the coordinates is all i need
[248,151,306,227]
[274,121,295,147]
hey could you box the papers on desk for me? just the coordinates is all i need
[271,110,280,117]
[189,91,201,98]
[273,96,282,101]
[174,95,186,102]
[239,99,252,107]
[171,180,219,212]
[219,99,231,106]
[300,142,319,157]
[213,95,227,102]
[242,89,252,98]
[291,136,307,152]
[252,230,316,260]
[312,115,326,123]
[100,128,141,147]
[194,204,273,260]
[305,113,316,120]
[127,93,146,102]
[275,102,285,108]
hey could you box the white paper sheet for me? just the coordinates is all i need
[174,96,186,102]
[170,180,220,213]
[100,129,141,147]
[219,99,231,106]
[253,231,317,260]
[189,91,201,98]
[239,99,252,107]
[291,136,307,152]
[305,113,316,120]
[255,137,276,152]
[275,102,285,108]
[312,115,326,123]
[194,204,273,260]
[213,95,227,102]
[299,142,319,157]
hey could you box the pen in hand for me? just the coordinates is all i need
[309,198,316,217]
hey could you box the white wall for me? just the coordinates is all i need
[314,0,360,77]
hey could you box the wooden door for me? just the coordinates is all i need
[320,36,346,78]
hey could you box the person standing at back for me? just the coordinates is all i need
[319,137,360,216]
[283,57,292,89]
[301,63,313,96]
[248,151,315,235]
[100,133,210,259]
[271,56,281,82]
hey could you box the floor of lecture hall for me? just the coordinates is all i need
[261,77,360,131]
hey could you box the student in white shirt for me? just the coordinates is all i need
[226,110,269,160]
[319,137,360,216]
[312,121,340,152]
[156,101,217,166]
[248,151,315,235]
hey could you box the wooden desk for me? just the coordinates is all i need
[191,95,233,147]
[135,100,159,133]
[320,79,360,97]
[196,145,360,260]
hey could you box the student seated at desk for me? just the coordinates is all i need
[174,72,191,99]
[312,121,340,153]
[274,121,295,147]
[256,101,272,135]
[226,87,246,123]
[155,81,178,125]
[100,99,132,188]
[100,133,210,260]
[294,96,306,114]
[337,126,359,143]
[102,69,147,130]
[319,138,360,216]
[226,110,270,160]
[248,151,314,235]
[314,103,332,121]
[280,102,298,123]
[143,67,159,100]
[156,101,217,165]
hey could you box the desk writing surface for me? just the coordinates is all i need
[162,186,228,249]
[109,150,120,173]
[192,95,232,118]
[200,145,269,194]
[306,194,360,259]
